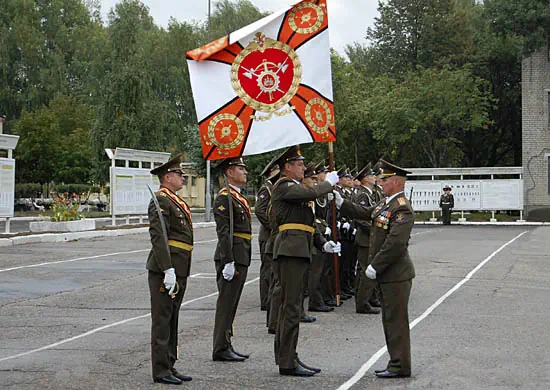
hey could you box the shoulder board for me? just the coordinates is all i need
[273,176,292,189]
[397,197,407,206]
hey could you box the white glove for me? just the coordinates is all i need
[324,226,331,236]
[342,222,351,231]
[222,262,236,281]
[366,264,377,280]
[163,268,177,295]
[323,240,341,254]
[327,192,334,201]
[325,171,339,186]
[337,221,341,229]
[333,190,344,209]
[352,228,357,235]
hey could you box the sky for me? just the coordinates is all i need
[99,0,379,55]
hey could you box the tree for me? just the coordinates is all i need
[14,95,94,184]
[366,0,477,76]
[365,66,495,167]
[485,0,550,55]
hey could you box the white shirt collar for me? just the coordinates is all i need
[292,179,300,184]
[229,184,241,193]
[386,191,404,205]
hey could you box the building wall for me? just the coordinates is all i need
[178,168,205,208]
[522,47,550,218]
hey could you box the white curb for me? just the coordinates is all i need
[0,222,216,247]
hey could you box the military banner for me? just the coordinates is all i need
[186,0,335,160]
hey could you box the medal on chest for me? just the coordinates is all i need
[375,210,391,230]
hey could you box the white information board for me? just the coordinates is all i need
[480,180,523,210]
[406,182,442,211]
[405,179,522,211]
[110,167,160,215]
[0,158,15,217]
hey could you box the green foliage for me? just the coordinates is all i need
[485,0,550,55]
[15,183,43,198]
[14,95,94,184]
[0,0,537,189]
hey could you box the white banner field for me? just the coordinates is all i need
[405,179,523,211]
[0,158,15,217]
[110,167,160,215]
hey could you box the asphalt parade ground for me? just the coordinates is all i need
[1,224,549,389]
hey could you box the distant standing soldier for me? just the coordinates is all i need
[439,185,454,225]
[335,159,415,379]
[147,153,193,385]
[212,157,252,362]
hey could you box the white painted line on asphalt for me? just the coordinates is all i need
[0,276,260,363]
[189,273,217,279]
[337,230,529,390]
[410,229,441,236]
[0,239,218,274]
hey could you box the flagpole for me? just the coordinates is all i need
[204,0,212,222]
[328,142,341,306]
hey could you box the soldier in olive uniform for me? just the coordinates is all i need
[309,162,335,313]
[439,185,454,225]
[256,163,280,311]
[271,145,340,377]
[147,154,193,385]
[335,159,415,378]
[313,163,337,308]
[212,157,252,362]
[353,163,381,315]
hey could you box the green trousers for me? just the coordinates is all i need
[259,240,271,309]
[274,256,309,369]
[379,279,412,375]
[212,262,248,356]
[267,253,280,333]
[355,246,377,311]
[149,271,187,379]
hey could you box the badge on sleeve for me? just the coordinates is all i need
[218,205,226,212]
[395,213,406,224]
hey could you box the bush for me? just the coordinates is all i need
[15,183,42,198]
[52,183,91,195]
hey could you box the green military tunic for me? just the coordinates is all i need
[147,187,193,379]
[308,199,330,310]
[271,177,332,369]
[439,193,454,225]
[353,185,378,312]
[255,180,273,310]
[212,186,252,357]
[340,191,415,375]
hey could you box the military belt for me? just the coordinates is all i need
[278,223,315,234]
[168,239,194,252]
[233,232,252,240]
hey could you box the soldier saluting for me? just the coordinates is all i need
[334,159,415,379]
[147,154,193,385]
[271,145,340,377]
[212,157,252,362]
